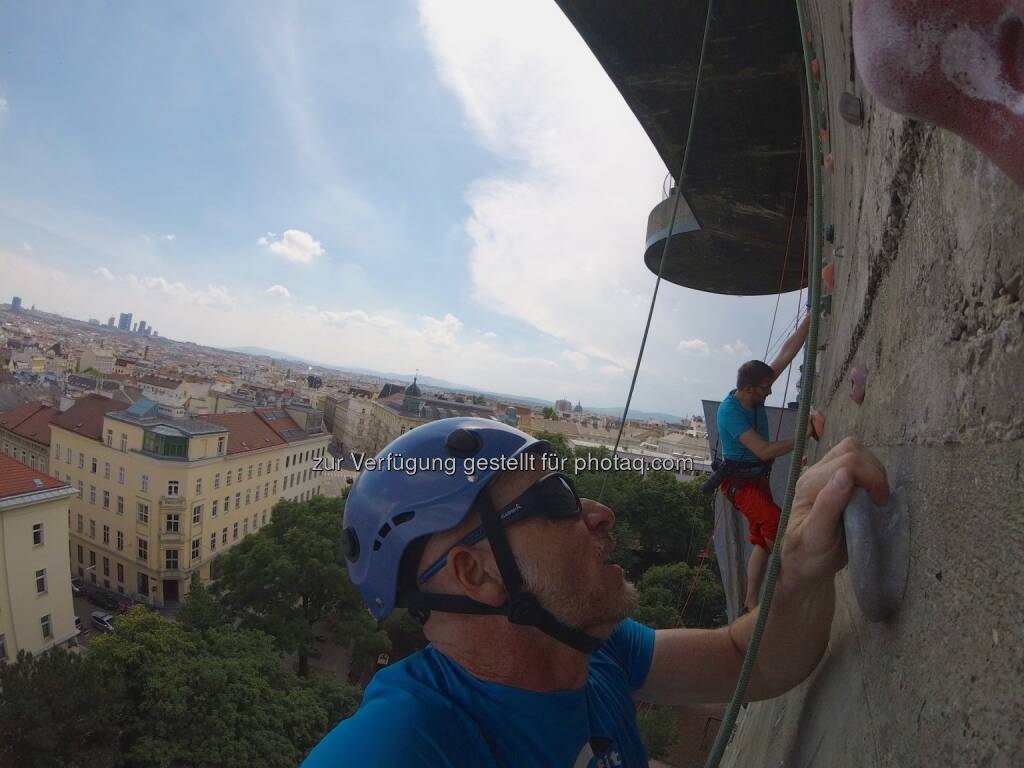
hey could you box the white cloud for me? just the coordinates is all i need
[260,229,325,264]
[0,96,7,113]
[722,339,752,357]
[420,313,463,347]
[418,0,666,369]
[561,349,590,371]
[677,338,710,356]
[162,234,176,242]
[266,284,291,299]
[22,242,32,252]
[93,266,115,281]
[482,331,499,340]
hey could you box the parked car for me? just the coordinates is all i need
[87,589,120,611]
[71,576,86,596]
[90,611,115,633]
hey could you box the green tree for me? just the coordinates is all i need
[176,572,225,632]
[88,607,360,768]
[212,496,388,677]
[541,406,558,420]
[637,704,680,759]
[632,562,725,629]
[0,646,123,767]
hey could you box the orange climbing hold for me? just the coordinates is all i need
[822,262,835,289]
[810,411,826,441]
[819,127,829,145]
[811,58,821,82]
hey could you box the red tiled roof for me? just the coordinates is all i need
[0,401,59,446]
[255,408,309,442]
[199,411,286,454]
[0,453,67,500]
[50,394,130,442]
[139,375,182,389]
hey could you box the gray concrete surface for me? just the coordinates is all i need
[720,2,1024,766]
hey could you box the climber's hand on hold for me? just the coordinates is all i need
[781,437,889,589]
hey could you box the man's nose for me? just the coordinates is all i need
[581,499,615,533]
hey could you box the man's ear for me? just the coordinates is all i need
[448,546,507,607]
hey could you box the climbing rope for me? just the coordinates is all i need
[702,0,825,764]
[598,0,715,501]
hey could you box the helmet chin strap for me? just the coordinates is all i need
[401,492,604,655]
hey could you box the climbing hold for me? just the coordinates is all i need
[823,153,835,174]
[825,224,835,243]
[832,245,845,259]
[850,365,867,404]
[806,30,814,46]
[820,294,832,315]
[809,411,826,441]
[838,91,865,126]
[822,262,835,290]
[853,0,1024,187]
[810,58,821,82]
[819,127,829,145]
[844,487,910,622]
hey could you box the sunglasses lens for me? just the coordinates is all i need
[539,475,581,518]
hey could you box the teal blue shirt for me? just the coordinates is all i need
[717,390,769,462]
[303,619,656,768]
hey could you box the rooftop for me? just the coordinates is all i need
[51,393,130,442]
[0,400,60,446]
[0,453,69,502]
[108,398,226,436]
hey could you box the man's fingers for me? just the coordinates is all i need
[796,465,856,555]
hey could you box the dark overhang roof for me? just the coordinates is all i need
[555,0,809,295]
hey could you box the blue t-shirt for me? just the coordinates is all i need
[717,390,769,462]
[302,619,656,768]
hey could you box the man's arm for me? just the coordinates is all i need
[636,438,889,705]
[737,430,794,462]
[768,315,810,382]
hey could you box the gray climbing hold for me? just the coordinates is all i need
[820,294,832,315]
[850,365,867,404]
[839,91,865,126]
[843,487,910,622]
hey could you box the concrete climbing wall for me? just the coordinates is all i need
[721,2,1024,767]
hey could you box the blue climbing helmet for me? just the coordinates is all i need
[342,417,603,654]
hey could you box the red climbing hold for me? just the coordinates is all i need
[850,366,867,405]
[853,0,1024,187]
[823,153,836,174]
[811,58,822,82]
[820,127,830,145]
[810,411,827,442]
[822,262,835,290]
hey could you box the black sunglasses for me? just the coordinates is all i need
[418,472,582,584]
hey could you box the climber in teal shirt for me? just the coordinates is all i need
[304,417,889,766]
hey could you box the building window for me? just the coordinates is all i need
[118,466,125,484]
[272,480,277,494]
[104,462,110,479]
[138,503,149,524]
[212,499,219,517]
[275,459,279,472]
[195,478,203,495]
[245,490,250,506]
[32,522,43,546]
[266,460,272,474]
[224,496,230,512]
[257,463,262,477]
[243,519,249,535]
[252,513,258,529]
[40,614,52,640]
[103,525,110,544]
[105,429,113,447]
[210,532,217,551]
[261,511,267,525]
[141,475,149,493]
[255,488,260,502]
[167,480,179,497]
[103,490,110,510]
[138,538,148,562]
[117,563,124,582]
[247,465,253,479]
[226,471,232,487]
[192,505,202,525]
[89,485,96,504]
[264,482,269,497]
[78,452,84,469]
[236,468,242,483]
[235,492,240,509]
[65,447,72,464]
[77,480,83,498]
[165,513,180,533]
[232,522,239,540]
[91,457,97,474]
[89,519,96,539]
[103,557,110,577]
[221,527,228,545]
[285,455,290,468]
[89,551,96,567]
[216,436,225,455]
[120,434,128,451]
[35,568,47,594]
[116,530,124,551]
[214,473,220,489]
[138,572,149,595]
[117,495,124,515]
[165,549,178,570]
[191,538,201,563]
[77,544,84,563]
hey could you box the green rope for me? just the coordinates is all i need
[701,1,824,765]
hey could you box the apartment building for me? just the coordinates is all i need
[50,396,329,606]
[0,454,79,661]
[0,400,59,473]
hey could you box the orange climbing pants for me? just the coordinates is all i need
[721,475,781,551]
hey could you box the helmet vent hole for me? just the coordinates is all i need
[372,540,382,552]
[377,522,392,539]
[392,510,415,526]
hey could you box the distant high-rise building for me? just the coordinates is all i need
[138,320,148,335]
[118,312,132,331]
[107,317,115,327]
[131,322,138,333]
[11,296,22,311]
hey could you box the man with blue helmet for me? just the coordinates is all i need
[304,418,889,767]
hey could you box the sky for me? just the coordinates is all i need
[0,0,806,417]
